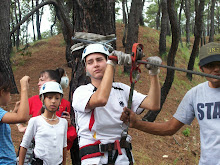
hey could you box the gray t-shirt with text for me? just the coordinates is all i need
[174,81,220,165]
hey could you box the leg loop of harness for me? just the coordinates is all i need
[79,140,132,164]
[125,148,133,165]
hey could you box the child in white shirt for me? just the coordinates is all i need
[19,82,68,165]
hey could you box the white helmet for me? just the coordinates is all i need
[39,81,63,96]
[60,76,69,89]
[81,43,109,62]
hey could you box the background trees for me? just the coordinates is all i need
[0,0,219,118]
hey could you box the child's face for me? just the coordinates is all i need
[44,93,62,111]
[0,90,11,106]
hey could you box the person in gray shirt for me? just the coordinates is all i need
[120,42,220,165]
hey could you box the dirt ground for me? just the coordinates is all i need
[7,25,203,165]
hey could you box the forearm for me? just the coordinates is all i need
[96,64,114,101]
[63,147,67,165]
[141,75,161,110]
[17,88,29,122]
[19,147,27,165]
[88,64,114,108]
[133,118,183,136]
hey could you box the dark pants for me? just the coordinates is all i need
[70,138,81,165]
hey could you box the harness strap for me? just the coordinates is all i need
[112,150,118,164]
[89,109,95,131]
[125,148,133,165]
[79,141,103,161]
[79,140,132,164]
[107,143,114,165]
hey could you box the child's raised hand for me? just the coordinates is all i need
[20,76,30,90]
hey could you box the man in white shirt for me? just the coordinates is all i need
[72,43,162,165]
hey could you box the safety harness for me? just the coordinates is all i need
[79,86,133,165]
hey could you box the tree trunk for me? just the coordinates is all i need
[124,0,142,73]
[32,0,36,41]
[122,0,127,24]
[10,9,16,47]
[0,0,18,93]
[69,0,116,100]
[50,14,57,36]
[55,0,73,65]
[139,0,145,26]
[209,0,216,42]
[14,0,20,50]
[207,2,210,36]
[122,0,128,47]
[185,0,190,46]
[178,0,184,47]
[186,0,205,80]
[143,0,180,122]
[156,0,161,30]
[36,0,42,40]
[159,0,168,56]
[166,18,171,36]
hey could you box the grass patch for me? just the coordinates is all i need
[182,127,190,137]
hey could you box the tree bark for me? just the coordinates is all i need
[32,0,36,41]
[139,0,145,26]
[122,0,128,47]
[178,0,184,47]
[185,0,190,46]
[50,14,57,36]
[159,0,168,56]
[209,0,216,42]
[36,0,42,40]
[207,2,210,36]
[186,0,205,80]
[14,0,20,50]
[143,0,180,122]
[55,0,73,65]
[156,0,161,30]
[0,0,18,93]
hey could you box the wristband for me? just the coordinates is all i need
[106,60,116,67]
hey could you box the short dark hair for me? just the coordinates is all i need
[39,68,65,83]
[0,72,12,92]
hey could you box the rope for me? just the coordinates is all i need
[137,60,220,80]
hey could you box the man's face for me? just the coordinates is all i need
[200,61,220,88]
[85,53,107,80]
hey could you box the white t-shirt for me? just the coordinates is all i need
[72,82,146,164]
[20,116,68,165]
[173,81,220,165]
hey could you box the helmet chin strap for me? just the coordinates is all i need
[42,104,59,113]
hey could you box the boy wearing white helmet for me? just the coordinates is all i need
[72,43,162,164]
[19,82,68,165]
